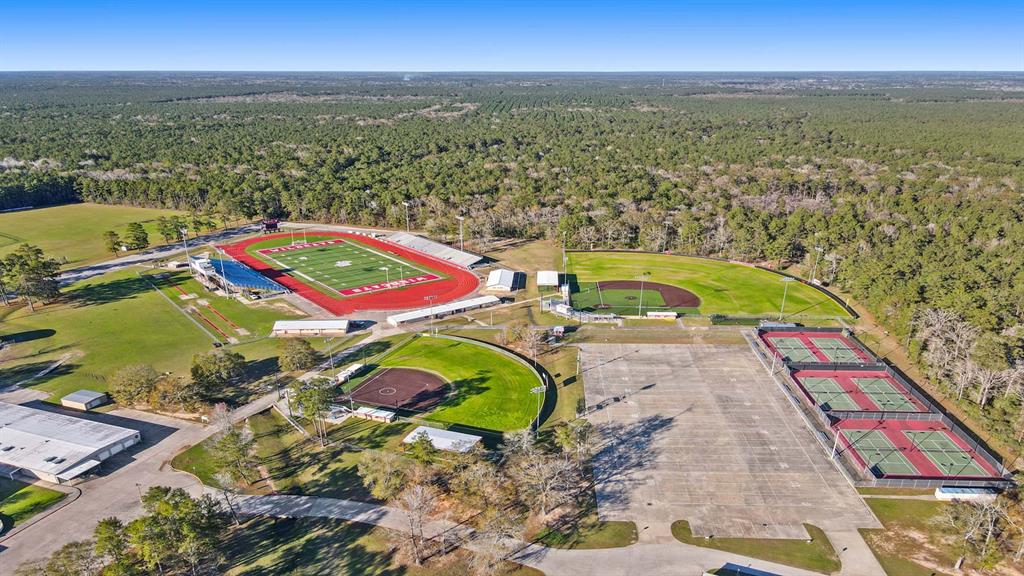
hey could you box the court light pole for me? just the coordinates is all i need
[402,201,411,232]
[455,215,465,252]
[778,277,796,321]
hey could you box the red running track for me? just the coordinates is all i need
[219,231,480,316]
[834,418,1001,479]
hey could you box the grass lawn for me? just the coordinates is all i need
[567,251,850,318]
[671,520,841,574]
[173,409,413,501]
[0,479,66,528]
[0,203,185,268]
[221,517,543,576]
[0,267,309,403]
[371,335,542,433]
[860,498,957,576]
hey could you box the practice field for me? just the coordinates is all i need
[761,331,874,364]
[356,335,541,432]
[0,203,184,268]
[836,420,1000,479]
[567,251,851,318]
[793,370,925,412]
[222,232,479,315]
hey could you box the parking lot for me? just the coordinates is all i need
[581,342,880,539]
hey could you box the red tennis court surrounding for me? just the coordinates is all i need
[219,231,480,315]
[761,331,874,364]
[834,418,1001,479]
[348,367,449,412]
[793,369,927,413]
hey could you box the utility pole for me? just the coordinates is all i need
[402,201,411,232]
[455,215,465,251]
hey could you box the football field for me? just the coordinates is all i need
[256,238,444,296]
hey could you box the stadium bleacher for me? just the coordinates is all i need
[386,231,483,268]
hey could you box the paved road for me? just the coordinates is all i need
[59,224,260,284]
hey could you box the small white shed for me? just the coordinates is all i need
[60,390,109,411]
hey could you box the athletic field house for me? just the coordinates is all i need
[0,402,141,484]
[218,230,481,315]
[754,327,1012,488]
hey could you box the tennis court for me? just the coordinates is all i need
[854,377,920,412]
[839,429,919,476]
[810,336,870,363]
[905,430,991,477]
[794,369,925,412]
[800,377,861,411]
[761,330,874,365]
[836,419,1001,479]
[765,335,819,363]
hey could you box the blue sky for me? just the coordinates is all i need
[1,1,1021,71]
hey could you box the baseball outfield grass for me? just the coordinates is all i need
[567,251,851,318]
[370,335,541,432]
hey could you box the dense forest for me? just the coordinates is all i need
[2,71,1023,444]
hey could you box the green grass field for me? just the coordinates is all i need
[671,520,841,574]
[570,284,688,316]
[0,267,302,403]
[567,251,851,318]
[860,498,956,576]
[366,335,541,432]
[0,479,66,528]
[246,235,446,300]
[0,203,185,267]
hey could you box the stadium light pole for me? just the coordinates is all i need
[402,201,411,232]
[637,272,650,316]
[809,245,824,284]
[531,384,546,437]
[179,227,193,276]
[424,295,437,336]
[380,266,390,286]
[779,277,796,321]
[455,215,465,252]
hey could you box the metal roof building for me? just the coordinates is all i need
[386,295,501,326]
[403,426,482,453]
[537,270,560,287]
[60,390,109,411]
[270,320,350,337]
[0,402,141,484]
[486,269,519,292]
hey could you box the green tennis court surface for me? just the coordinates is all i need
[904,431,989,477]
[810,337,863,363]
[854,377,918,412]
[841,429,919,476]
[801,377,861,411]
[769,336,818,363]
[257,238,441,295]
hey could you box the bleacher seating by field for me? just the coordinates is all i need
[386,231,483,268]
